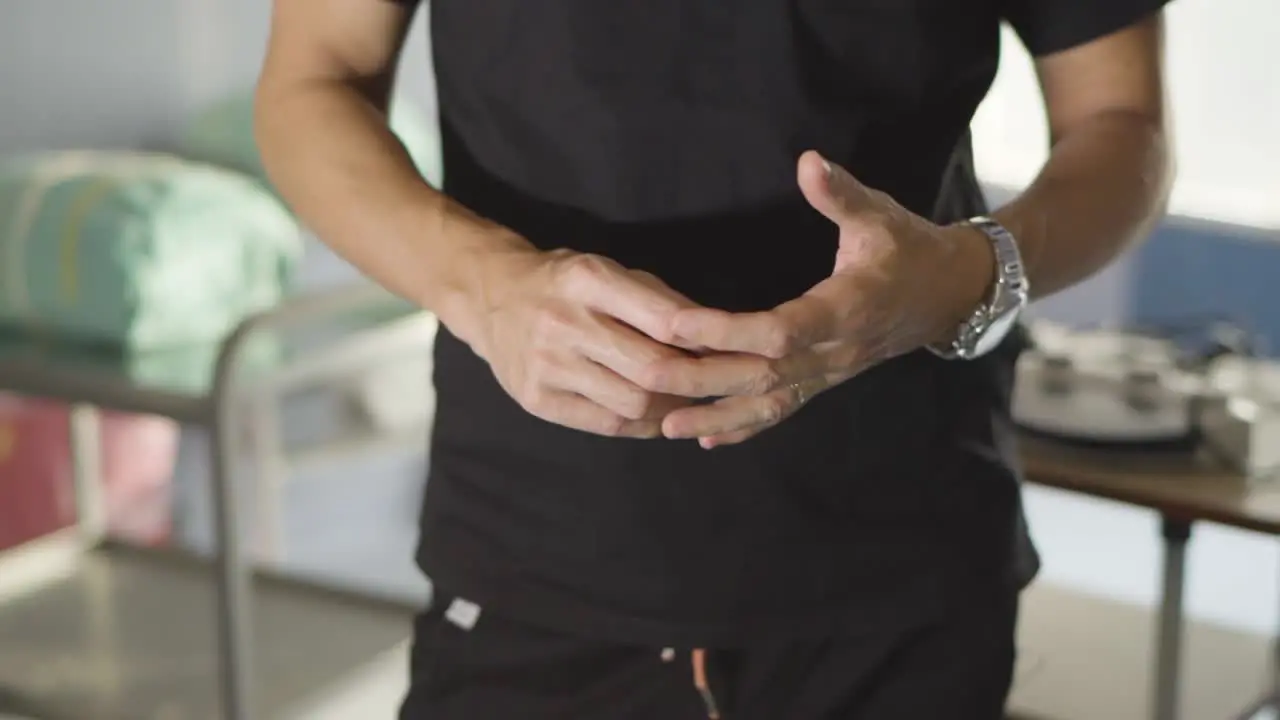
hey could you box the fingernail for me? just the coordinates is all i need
[821,157,833,178]
[699,437,716,450]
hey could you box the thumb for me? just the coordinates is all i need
[797,150,866,227]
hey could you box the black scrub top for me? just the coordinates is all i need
[400,0,1171,645]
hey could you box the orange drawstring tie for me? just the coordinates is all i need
[692,648,721,719]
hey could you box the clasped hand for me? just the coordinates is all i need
[476,151,991,447]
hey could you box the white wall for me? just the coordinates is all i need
[973,0,1280,230]
[0,1,188,154]
[2,0,1277,637]
[0,0,436,157]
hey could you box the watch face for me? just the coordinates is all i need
[972,304,1021,358]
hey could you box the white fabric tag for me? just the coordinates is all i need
[444,598,482,631]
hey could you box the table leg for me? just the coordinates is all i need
[69,404,123,694]
[211,395,253,720]
[249,394,286,563]
[1154,517,1192,720]
[68,404,105,546]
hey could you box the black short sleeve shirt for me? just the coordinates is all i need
[1003,0,1170,56]
[405,0,1172,644]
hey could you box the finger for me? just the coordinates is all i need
[797,150,871,227]
[664,374,830,439]
[532,390,665,439]
[641,348,828,399]
[547,358,690,420]
[578,316,698,390]
[544,358,651,420]
[629,271,718,353]
[669,308,791,359]
[566,258,700,348]
[662,390,796,440]
[699,426,766,449]
[670,290,846,358]
[699,374,835,447]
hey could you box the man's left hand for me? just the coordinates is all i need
[643,151,995,448]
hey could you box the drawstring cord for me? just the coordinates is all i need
[661,647,721,718]
[692,649,720,719]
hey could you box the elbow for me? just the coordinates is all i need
[1103,109,1176,228]
[1132,135,1175,248]
[250,72,323,183]
[1147,119,1176,220]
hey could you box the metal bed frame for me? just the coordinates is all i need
[0,282,439,719]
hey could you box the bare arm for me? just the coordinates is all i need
[256,0,708,437]
[641,13,1176,445]
[255,0,532,346]
[989,13,1174,299]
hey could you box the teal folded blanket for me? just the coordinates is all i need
[0,151,303,350]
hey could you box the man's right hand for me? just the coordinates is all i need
[467,247,703,439]
[255,0,703,439]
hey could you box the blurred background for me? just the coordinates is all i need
[0,1,1276,719]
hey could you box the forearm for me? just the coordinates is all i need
[991,110,1173,298]
[254,79,533,344]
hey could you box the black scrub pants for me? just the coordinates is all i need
[399,588,1019,720]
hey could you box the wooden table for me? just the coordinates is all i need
[1021,434,1280,720]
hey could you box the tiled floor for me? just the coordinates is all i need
[0,544,412,720]
[1009,583,1274,719]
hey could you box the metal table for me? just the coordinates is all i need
[0,282,440,719]
[1022,434,1280,720]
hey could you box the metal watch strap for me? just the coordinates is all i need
[928,216,1028,360]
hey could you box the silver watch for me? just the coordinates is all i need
[927,216,1029,361]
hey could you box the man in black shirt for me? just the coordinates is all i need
[256,0,1173,717]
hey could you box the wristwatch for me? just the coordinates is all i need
[928,215,1029,361]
